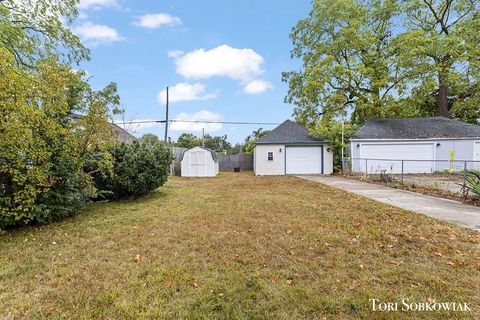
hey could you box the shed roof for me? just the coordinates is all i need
[353,117,480,140]
[256,120,324,144]
[181,146,218,162]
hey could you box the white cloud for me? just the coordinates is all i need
[170,110,223,132]
[72,22,123,44]
[157,83,217,103]
[172,45,265,83]
[243,80,273,94]
[135,13,182,29]
[78,0,119,10]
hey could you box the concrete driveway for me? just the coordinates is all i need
[297,175,480,232]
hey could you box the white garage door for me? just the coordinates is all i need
[359,143,435,173]
[286,146,323,174]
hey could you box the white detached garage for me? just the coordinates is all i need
[350,117,480,173]
[254,120,333,176]
[181,146,219,177]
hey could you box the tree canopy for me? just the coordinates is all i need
[0,0,88,67]
[284,0,480,126]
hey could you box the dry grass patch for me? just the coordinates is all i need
[0,172,479,319]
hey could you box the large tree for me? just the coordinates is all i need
[399,0,480,120]
[0,0,88,66]
[283,0,412,126]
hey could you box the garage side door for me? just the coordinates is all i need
[286,146,323,174]
[474,142,480,169]
[359,143,435,173]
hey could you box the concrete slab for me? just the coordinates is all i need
[297,175,480,232]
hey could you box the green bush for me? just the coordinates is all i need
[93,141,173,200]
[463,170,480,198]
[0,51,120,231]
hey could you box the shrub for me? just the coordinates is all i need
[462,170,480,198]
[0,51,120,230]
[93,141,173,200]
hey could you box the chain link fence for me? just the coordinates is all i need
[342,157,480,198]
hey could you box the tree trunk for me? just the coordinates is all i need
[437,84,450,118]
[437,60,451,118]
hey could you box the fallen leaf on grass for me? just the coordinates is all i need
[271,275,278,283]
[286,279,293,286]
[193,282,199,288]
[434,251,443,257]
[134,254,141,262]
[476,263,480,271]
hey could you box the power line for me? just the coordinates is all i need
[115,119,281,126]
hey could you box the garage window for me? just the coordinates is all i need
[267,152,274,161]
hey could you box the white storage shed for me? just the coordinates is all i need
[180,146,219,177]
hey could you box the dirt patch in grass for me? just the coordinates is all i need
[0,172,479,319]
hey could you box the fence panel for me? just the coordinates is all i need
[217,153,253,172]
[170,147,187,176]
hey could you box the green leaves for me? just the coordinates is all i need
[0,49,120,229]
[92,141,174,200]
[284,0,480,125]
[462,170,480,198]
[0,0,89,67]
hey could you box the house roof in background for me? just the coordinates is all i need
[352,117,480,140]
[69,113,137,144]
[256,120,324,144]
[110,123,137,144]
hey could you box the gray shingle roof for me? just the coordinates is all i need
[352,117,480,140]
[256,120,324,144]
[180,146,218,162]
[109,123,137,144]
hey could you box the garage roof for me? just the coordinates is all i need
[256,120,324,144]
[353,117,480,140]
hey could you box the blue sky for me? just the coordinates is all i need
[74,0,310,144]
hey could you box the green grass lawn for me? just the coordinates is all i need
[1,172,479,319]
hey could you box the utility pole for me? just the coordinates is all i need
[341,113,345,172]
[164,86,169,143]
[202,128,205,147]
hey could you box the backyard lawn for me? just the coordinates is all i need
[0,172,479,319]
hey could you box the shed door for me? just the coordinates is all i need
[359,143,435,173]
[286,146,323,174]
[193,151,206,176]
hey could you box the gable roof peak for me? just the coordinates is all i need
[256,119,324,144]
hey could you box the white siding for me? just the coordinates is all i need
[254,144,333,175]
[254,145,285,175]
[324,147,334,174]
[351,139,479,173]
[181,146,219,177]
